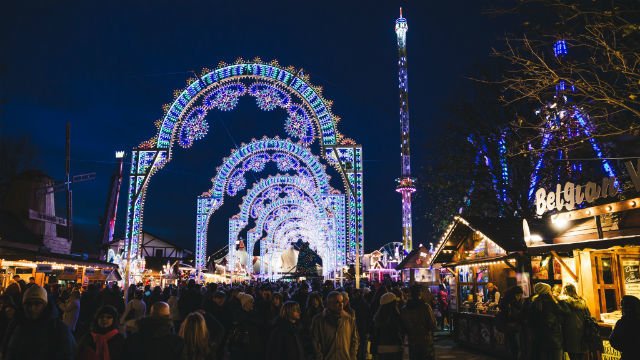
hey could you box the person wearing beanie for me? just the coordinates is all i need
[1,285,75,360]
[77,305,125,360]
[379,292,397,306]
[228,292,265,360]
[372,292,403,359]
[528,282,569,360]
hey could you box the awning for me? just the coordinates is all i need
[527,235,640,255]
[440,253,518,269]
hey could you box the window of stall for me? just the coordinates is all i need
[591,252,621,314]
[457,265,492,306]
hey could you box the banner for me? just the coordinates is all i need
[36,264,52,273]
[623,260,640,299]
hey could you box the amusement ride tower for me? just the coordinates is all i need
[395,8,416,252]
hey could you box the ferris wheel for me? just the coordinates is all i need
[379,242,403,264]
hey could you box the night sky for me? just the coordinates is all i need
[1,1,506,254]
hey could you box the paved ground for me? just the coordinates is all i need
[433,332,497,360]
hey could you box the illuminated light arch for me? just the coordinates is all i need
[237,175,327,222]
[261,213,335,277]
[124,60,364,279]
[252,205,335,278]
[205,137,331,201]
[196,138,338,272]
[245,198,325,269]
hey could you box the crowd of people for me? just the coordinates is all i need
[1,275,638,360]
[0,277,440,360]
[496,282,640,360]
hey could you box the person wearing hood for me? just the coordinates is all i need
[266,301,306,360]
[77,305,125,360]
[311,291,359,360]
[0,285,75,360]
[123,301,184,360]
[528,282,569,360]
[559,284,590,360]
[609,295,640,360]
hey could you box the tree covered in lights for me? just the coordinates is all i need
[294,240,322,277]
[490,0,640,154]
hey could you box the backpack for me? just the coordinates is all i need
[227,321,250,351]
[583,314,604,352]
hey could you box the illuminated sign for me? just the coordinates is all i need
[536,160,640,216]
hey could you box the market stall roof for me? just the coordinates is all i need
[429,216,552,266]
[0,245,117,269]
[395,245,430,270]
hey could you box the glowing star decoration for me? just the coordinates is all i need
[285,105,315,144]
[228,170,247,196]
[179,107,209,148]
[204,83,247,111]
[273,152,299,172]
[249,83,290,111]
[243,153,269,172]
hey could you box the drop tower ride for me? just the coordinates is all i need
[395,8,416,252]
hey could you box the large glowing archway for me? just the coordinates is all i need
[196,139,339,272]
[124,60,363,277]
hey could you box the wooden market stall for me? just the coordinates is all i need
[0,245,118,288]
[429,216,532,358]
[394,245,436,284]
[526,197,640,360]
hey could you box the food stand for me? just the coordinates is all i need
[524,161,640,360]
[429,216,530,358]
[0,246,118,288]
[526,200,640,360]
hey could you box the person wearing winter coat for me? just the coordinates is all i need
[350,289,371,360]
[60,290,81,332]
[123,302,184,360]
[178,280,203,320]
[372,293,404,360]
[528,282,569,360]
[400,285,436,360]
[266,301,306,360]
[497,286,524,360]
[120,290,146,334]
[227,293,266,360]
[178,312,217,360]
[1,285,76,360]
[559,284,591,359]
[609,295,640,360]
[311,291,359,360]
[0,296,19,343]
[77,305,125,360]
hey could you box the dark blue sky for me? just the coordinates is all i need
[1,1,505,254]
